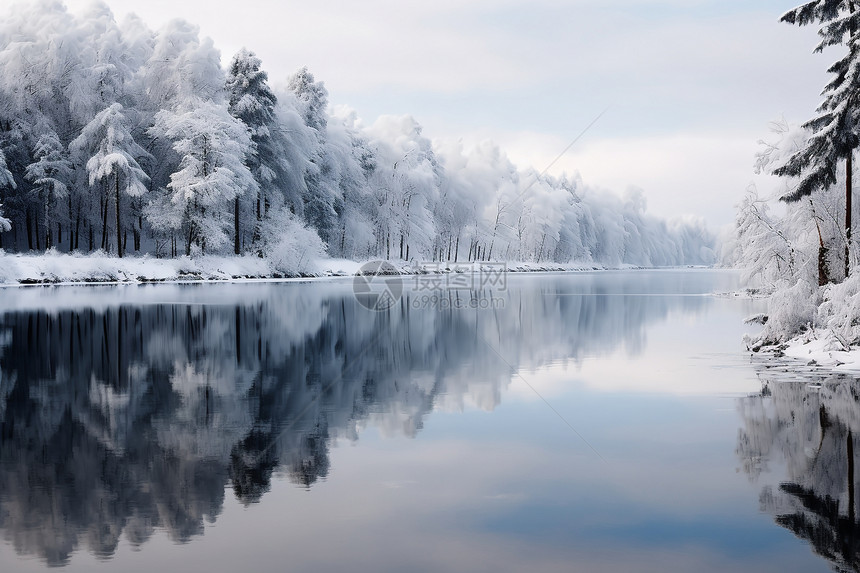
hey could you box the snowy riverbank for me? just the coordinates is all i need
[746,273,860,374]
[781,331,860,372]
[0,250,619,286]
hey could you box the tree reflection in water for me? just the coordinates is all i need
[0,274,711,565]
[737,362,860,572]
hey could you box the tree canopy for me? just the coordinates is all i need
[0,1,715,267]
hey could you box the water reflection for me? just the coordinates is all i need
[737,362,860,572]
[0,271,722,565]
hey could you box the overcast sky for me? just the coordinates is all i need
[57,0,828,227]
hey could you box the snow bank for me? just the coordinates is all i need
[782,331,860,371]
[748,272,860,373]
[0,251,681,287]
[0,250,277,285]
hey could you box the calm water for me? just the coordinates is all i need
[0,270,850,572]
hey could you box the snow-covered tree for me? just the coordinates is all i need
[733,185,806,289]
[140,19,223,112]
[0,1,717,268]
[288,67,343,243]
[225,48,279,254]
[148,98,256,255]
[25,131,71,249]
[0,148,14,233]
[776,1,860,278]
[257,207,326,275]
[288,67,328,133]
[70,103,150,257]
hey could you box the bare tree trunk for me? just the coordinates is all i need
[847,152,853,280]
[44,193,51,250]
[26,206,33,251]
[74,197,80,251]
[115,174,123,258]
[234,196,241,255]
[848,4,856,280]
[34,212,41,251]
[849,430,855,523]
[101,195,108,251]
[136,210,143,252]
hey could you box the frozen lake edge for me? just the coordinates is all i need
[0,251,710,288]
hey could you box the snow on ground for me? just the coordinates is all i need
[0,250,276,285]
[0,250,634,287]
[783,330,860,372]
[747,272,860,375]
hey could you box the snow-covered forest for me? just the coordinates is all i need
[729,2,860,352]
[0,1,716,270]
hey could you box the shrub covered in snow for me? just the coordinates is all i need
[259,209,327,276]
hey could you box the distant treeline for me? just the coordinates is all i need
[0,1,716,266]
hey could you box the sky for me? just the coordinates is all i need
[55,0,830,228]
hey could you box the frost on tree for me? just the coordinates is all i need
[0,148,14,233]
[25,130,72,249]
[226,48,279,254]
[148,98,257,256]
[288,67,341,244]
[70,103,150,258]
[776,1,860,280]
[0,0,719,268]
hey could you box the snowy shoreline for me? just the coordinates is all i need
[751,331,860,375]
[745,274,860,375]
[0,250,640,287]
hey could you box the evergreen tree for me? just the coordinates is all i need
[0,148,14,232]
[70,103,150,257]
[225,48,278,254]
[148,98,257,256]
[775,1,860,279]
[25,131,72,249]
[287,67,341,243]
[288,67,328,132]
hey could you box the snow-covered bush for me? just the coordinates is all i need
[815,274,860,347]
[260,208,327,275]
[750,279,821,347]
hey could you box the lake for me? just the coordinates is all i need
[0,269,850,572]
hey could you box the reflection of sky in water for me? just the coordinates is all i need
[0,270,837,572]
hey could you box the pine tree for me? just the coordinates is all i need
[288,67,328,132]
[775,1,860,279]
[225,49,278,254]
[70,103,150,257]
[0,148,14,233]
[287,67,342,243]
[148,98,257,256]
[25,131,71,249]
